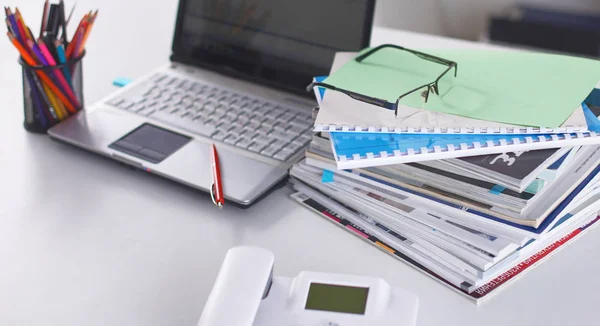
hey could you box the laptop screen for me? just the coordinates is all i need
[172,0,374,97]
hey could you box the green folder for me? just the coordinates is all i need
[322,47,600,128]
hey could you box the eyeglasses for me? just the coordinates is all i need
[306,44,458,117]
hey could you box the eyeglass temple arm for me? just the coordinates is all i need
[355,43,457,68]
[306,82,395,110]
[355,44,407,62]
[306,81,337,93]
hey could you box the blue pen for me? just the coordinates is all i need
[55,43,72,87]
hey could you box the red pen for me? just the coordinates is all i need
[210,144,224,207]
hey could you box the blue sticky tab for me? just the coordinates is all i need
[489,185,506,195]
[314,76,328,99]
[582,103,600,132]
[524,179,545,194]
[585,88,600,106]
[113,77,133,87]
[321,170,334,183]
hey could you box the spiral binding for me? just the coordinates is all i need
[314,124,587,135]
[336,132,598,163]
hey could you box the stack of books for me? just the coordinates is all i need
[290,44,600,304]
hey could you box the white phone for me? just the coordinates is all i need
[197,246,419,326]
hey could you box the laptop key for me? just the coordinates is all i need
[107,97,124,106]
[247,120,262,130]
[260,144,282,157]
[132,103,146,113]
[253,126,270,136]
[218,121,234,132]
[248,142,268,153]
[167,77,179,86]
[287,125,306,135]
[224,134,239,145]
[142,86,157,96]
[204,103,217,114]
[274,148,295,161]
[270,139,287,150]
[203,119,220,129]
[290,118,311,129]
[181,112,194,120]
[273,106,289,114]
[225,111,239,120]
[232,119,247,129]
[274,124,289,132]
[181,98,194,108]
[262,118,278,129]
[236,116,251,126]
[195,92,209,101]
[297,133,312,144]
[118,100,135,110]
[250,114,267,123]
[238,111,252,120]
[214,104,228,114]
[286,141,306,153]
[277,112,297,123]
[152,74,168,84]
[265,110,283,120]
[181,80,193,91]
[210,110,227,120]
[212,131,227,142]
[269,130,295,142]
[254,106,271,115]
[253,135,273,145]
[149,111,217,137]
[241,129,258,140]
[236,138,254,149]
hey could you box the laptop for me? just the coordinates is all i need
[48,0,375,206]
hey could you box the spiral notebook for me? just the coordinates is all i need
[329,129,600,169]
[320,83,600,169]
[313,50,597,134]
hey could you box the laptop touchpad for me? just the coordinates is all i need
[109,123,192,164]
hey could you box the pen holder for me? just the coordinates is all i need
[18,51,85,133]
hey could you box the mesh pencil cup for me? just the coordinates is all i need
[18,51,85,133]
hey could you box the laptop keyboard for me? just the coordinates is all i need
[106,73,314,162]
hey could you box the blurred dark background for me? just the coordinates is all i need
[375,0,600,57]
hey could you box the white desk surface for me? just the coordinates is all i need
[1,1,598,325]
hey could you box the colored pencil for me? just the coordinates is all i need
[29,39,81,110]
[55,41,71,87]
[42,82,66,120]
[8,32,77,113]
[5,17,14,35]
[15,9,34,41]
[66,13,88,59]
[5,4,97,124]
[77,10,97,57]
[26,69,49,128]
[30,71,59,121]
[7,9,23,44]
[70,24,84,59]
[12,9,28,43]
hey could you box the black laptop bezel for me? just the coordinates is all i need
[169,0,375,99]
